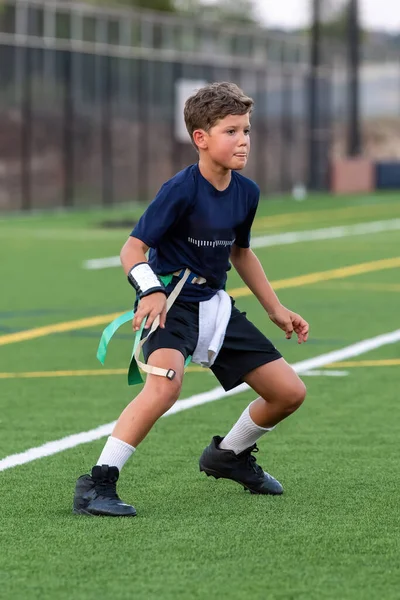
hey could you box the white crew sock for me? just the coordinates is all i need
[96,436,135,472]
[219,401,275,455]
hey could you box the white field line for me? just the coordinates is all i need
[301,369,349,377]
[251,219,400,248]
[85,256,121,269]
[83,219,400,270]
[1,328,399,473]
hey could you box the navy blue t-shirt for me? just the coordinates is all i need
[131,164,259,301]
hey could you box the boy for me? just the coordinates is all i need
[73,82,309,517]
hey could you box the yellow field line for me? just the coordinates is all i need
[0,369,127,379]
[0,313,123,347]
[228,257,400,297]
[310,282,400,293]
[326,359,400,368]
[0,365,205,379]
[1,256,400,347]
[253,202,400,230]
[0,360,398,380]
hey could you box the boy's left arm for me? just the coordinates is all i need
[230,245,309,344]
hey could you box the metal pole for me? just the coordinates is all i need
[101,53,113,206]
[21,45,32,211]
[137,58,149,201]
[63,50,74,208]
[281,70,293,191]
[308,0,321,190]
[96,17,113,206]
[347,0,361,156]
[17,2,32,210]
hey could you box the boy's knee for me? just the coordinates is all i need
[295,380,307,406]
[152,376,182,408]
[284,380,307,413]
[266,379,306,415]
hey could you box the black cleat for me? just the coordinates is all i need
[73,465,137,517]
[199,436,283,495]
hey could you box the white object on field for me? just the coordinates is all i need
[292,183,307,201]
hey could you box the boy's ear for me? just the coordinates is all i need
[192,129,208,150]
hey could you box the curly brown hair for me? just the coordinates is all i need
[184,82,254,146]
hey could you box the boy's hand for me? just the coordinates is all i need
[133,292,167,332]
[268,305,309,344]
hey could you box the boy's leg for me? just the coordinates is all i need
[200,358,306,495]
[200,301,307,494]
[111,348,185,447]
[95,347,185,470]
[222,358,306,450]
[73,348,185,517]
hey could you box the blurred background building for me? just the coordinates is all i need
[0,0,399,211]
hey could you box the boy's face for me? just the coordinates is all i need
[194,113,251,171]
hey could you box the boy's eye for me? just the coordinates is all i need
[226,128,250,135]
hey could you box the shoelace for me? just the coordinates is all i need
[96,480,121,500]
[243,446,264,476]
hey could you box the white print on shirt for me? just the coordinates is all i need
[188,237,235,248]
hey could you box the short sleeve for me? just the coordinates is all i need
[234,190,260,248]
[131,180,193,248]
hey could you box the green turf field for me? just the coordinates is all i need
[1,192,399,599]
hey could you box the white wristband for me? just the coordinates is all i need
[127,262,166,298]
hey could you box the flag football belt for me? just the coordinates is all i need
[96,268,206,385]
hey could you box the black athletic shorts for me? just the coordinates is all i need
[143,298,282,391]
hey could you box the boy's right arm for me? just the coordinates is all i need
[120,236,167,332]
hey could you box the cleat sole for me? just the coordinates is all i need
[73,508,97,517]
[201,471,283,495]
[73,507,137,517]
[200,466,222,480]
[244,486,283,496]
[200,460,283,495]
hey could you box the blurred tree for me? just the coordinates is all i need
[79,0,257,23]
[176,0,258,24]
[318,0,365,40]
[320,0,350,39]
[77,0,176,11]
[128,0,175,11]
